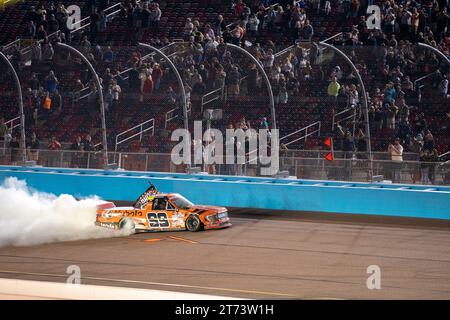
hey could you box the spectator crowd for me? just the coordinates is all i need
[0,0,448,182]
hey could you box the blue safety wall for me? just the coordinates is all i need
[0,166,449,220]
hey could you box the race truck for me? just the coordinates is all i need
[95,183,231,233]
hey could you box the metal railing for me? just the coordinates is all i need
[4,116,21,131]
[164,107,177,128]
[438,151,450,162]
[280,121,321,147]
[321,32,343,44]
[72,2,123,35]
[2,1,123,59]
[274,44,295,59]
[413,71,437,91]
[73,41,182,102]
[226,2,279,31]
[332,107,357,134]
[115,118,155,152]
[200,86,224,112]
[164,103,191,129]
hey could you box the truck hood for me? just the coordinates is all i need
[187,205,227,215]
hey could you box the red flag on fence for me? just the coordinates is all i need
[322,137,334,161]
[324,152,334,161]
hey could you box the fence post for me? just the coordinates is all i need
[138,42,189,169]
[55,42,109,169]
[319,42,373,180]
[87,152,91,169]
[0,51,26,164]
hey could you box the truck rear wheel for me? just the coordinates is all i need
[119,218,136,234]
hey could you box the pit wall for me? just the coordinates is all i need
[0,166,449,220]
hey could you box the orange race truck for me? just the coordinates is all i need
[95,183,231,233]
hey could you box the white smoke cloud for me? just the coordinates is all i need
[0,177,130,247]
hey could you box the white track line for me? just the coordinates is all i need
[0,278,243,300]
[0,270,294,298]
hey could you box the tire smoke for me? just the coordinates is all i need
[0,177,130,247]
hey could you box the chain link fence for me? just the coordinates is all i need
[1,147,448,185]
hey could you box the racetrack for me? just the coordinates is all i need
[0,209,450,299]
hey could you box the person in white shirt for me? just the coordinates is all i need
[111,80,121,111]
[184,18,194,38]
[264,49,275,70]
[439,75,448,98]
[247,14,259,38]
[388,138,403,183]
[324,0,331,15]
[349,84,359,108]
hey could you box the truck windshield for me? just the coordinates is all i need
[171,195,194,209]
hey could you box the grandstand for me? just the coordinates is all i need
[0,0,448,184]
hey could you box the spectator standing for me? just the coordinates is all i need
[324,1,331,16]
[184,18,194,39]
[83,134,95,152]
[27,20,36,38]
[420,148,432,184]
[247,14,260,38]
[302,20,314,41]
[71,136,84,168]
[215,14,226,37]
[355,128,367,155]
[46,136,61,167]
[339,125,356,180]
[36,24,47,40]
[423,130,435,152]
[409,133,423,183]
[247,63,258,94]
[80,36,91,56]
[42,42,54,62]
[47,14,59,33]
[9,136,21,165]
[234,0,245,19]
[150,3,162,32]
[327,76,341,109]
[348,84,359,108]
[0,117,7,148]
[232,23,245,45]
[386,100,398,130]
[47,136,61,150]
[141,3,151,29]
[263,49,275,70]
[105,83,113,111]
[31,41,42,66]
[28,73,40,94]
[111,80,121,111]
[142,74,154,101]
[27,132,40,162]
[52,90,62,115]
[439,75,448,98]
[427,148,439,185]
[45,70,59,95]
[192,78,206,95]
[227,66,241,96]
[152,63,163,91]
[205,24,215,42]
[388,138,403,183]
[98,10,108,34]
[279,80,288,104]
[103,46,115,65]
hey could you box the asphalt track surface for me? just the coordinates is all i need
[0,208,450,299]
